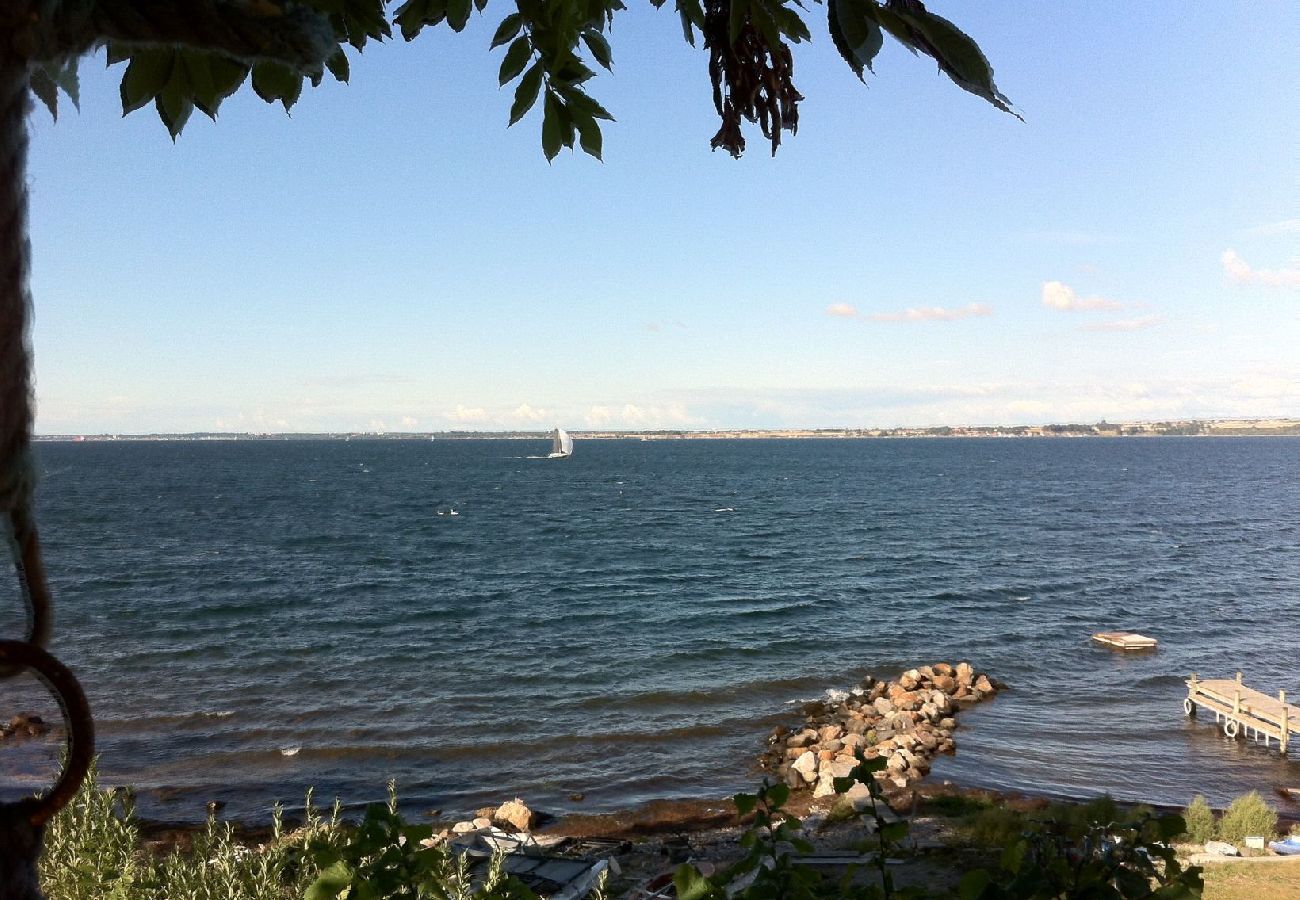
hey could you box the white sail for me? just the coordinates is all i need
[548,427,573,458]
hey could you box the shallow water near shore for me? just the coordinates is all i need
[6,437,1299,822]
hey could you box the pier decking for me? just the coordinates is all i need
[1185,672,1299,754]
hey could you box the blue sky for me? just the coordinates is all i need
[27,2,1299,433]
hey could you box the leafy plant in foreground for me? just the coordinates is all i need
[958,808,1203,899]
[304,782,535,900]
[674,752,924,900]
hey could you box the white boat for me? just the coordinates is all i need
[547,427,573,459]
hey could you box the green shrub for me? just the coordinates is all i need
[39,763,336,900]
[1216,791,1277,846]
[1182,795,1216,844]
[40,762,145,900]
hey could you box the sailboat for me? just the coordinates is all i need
[547,427,573,459]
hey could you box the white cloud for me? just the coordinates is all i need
[585,405,613,427]
[826,303,859,318]
[444,404,489,424]
[869,303,992,323]
[584,403,697,428]
[1245,219,1300,237]
[1041,281,1123,311]
[1221,249,1300,288]
[1081,315,1163,332]
[400,416,418,427]
[512,403,548,421]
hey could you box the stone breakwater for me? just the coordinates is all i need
[758,663,1002,800]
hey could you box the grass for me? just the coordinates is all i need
[39,763,339,900]
[1202,861,1300,900]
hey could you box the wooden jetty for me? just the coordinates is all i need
[1185,672,1299,754]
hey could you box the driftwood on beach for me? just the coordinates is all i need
[758,663,1002,803]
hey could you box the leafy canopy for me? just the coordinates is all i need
[26,0,1016,160]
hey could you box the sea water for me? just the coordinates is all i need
[5,437,1297,821]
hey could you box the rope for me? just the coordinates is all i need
[0,46,47,652]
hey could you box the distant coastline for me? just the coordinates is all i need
[33,417,1300,441]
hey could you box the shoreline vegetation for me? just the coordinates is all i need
[30,416,1300,442]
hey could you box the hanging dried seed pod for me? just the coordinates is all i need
[701,0,802,157]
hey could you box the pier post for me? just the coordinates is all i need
[1282,691,1290,754]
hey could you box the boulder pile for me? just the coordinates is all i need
[758,663,1002,798]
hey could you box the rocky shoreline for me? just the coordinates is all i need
[757,662,1003,804]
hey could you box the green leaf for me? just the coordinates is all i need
[728,0,750,46]
[1000,838,1026,874]
[491,13,524,48]
[733,793,757,816]
[879,821,908,843]
[120,49,175,115]
[791,837,815,854]
[1156,814,1186,840]
[326,48,350,82]
[28,69,59,120]
[305,860,353,900]
[958,868,990,900]
[574,108,602,159]
[447,0,474,32]
[155,66,194,139]
[105,43,131,66]
[673,864,716,900]
[541,90,563,160]
[251,61,303,111]
[509,62,544,124]
[558,84,615,121]
[890,5,1018,117]
[766,782,790,809]
[581,30,613,69]
[774,6,811,43]
[182,53,218,119]
[499,36,532,85]
[394,0,447,40]
[828,0,883,81]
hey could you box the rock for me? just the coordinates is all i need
[792,750,818,783]
[841,733,864,754]
[932,674,956,694]
[938,717,956,730]
[873,697,893,716]
[787,728,818,748]
[770,724,790,741]
[472,817,492,830]
[452,821,478,834]
[823,739,843,753]
[843,781,873,810]
[475,806,498,819]
[974,674,994,694]
[955,662,974,686]
[818,749,835,762]
[494,798,535,832]
[812,774,837,798]
[898,674,918,691]
[818,724,843,742]
[933,662,954,676]
[784,768,804,789]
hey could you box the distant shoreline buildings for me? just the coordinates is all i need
[34,418,1300,442]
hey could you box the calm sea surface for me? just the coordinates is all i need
[6,438,1299,821]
